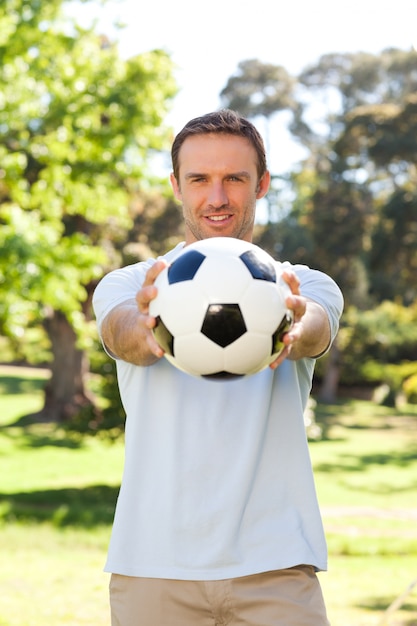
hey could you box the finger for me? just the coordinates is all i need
[136,260,169,314]
[146,329,165,358]
[136,286,157,315]
[143,259,169,287]
[269,345,292,369]
[285,294,306,323]
[284,320,303,345]
[281,269,300,295]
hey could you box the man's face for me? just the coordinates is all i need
[170,133,270,244]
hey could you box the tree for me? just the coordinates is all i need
[335,95,417,168]
[289,48,417,306]
[225,49,417,399]
[293,49,417,397]
[220,59,296,120]
[290,48,417,171]
[333,95,417,306]
[0,0,177,422]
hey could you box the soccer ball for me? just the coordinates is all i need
[149,237,293,380]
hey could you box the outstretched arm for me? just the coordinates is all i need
[100,260,167,366]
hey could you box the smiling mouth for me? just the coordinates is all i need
[206,214,232,222]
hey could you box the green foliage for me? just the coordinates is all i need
[0,205,105,336]
[248,48,417,312]
[403,373,417,403]
[241,48,417,405]
[338,302,417,390]
[298,48,417,126]
[369,188,417,305]
[0,0,177,347]
[342,302,417,361]
[0,0,178,421]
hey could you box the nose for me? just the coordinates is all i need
[207,181,228,208]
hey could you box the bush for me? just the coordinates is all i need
[403,373,417,403]
[339,301,417,388]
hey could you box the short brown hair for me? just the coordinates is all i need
[171,109,267,181]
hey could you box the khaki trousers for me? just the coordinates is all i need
[110,565,330,626]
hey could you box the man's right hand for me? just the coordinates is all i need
[101,260,168,366]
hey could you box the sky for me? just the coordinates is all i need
[72,0,417,174]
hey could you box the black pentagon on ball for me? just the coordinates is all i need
[203,371,245,381]
[167,250,206,284]
[153,316,174,356]
[201,303,247,348]
[240,250,276,282]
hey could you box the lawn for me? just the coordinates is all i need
[311,400,417,626]
[1,365,416,626]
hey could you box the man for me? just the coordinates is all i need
[93,109,344,626]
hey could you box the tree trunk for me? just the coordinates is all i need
[318,340,341,403]
[39,310,94,422]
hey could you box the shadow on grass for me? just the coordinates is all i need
[0,484,119,527]
[0,422,85,449]
[358,596,417,625]
[0,374,47,396]
[314,446,417,474]
[401,618,417,626]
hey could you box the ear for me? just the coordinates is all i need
[256,171,271,200]
[170,173,182,201]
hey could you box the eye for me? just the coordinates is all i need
[227,173,250,182]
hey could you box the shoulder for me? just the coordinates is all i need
[96,243,185,294]
[283,262,343,304]
[93,243,185,323]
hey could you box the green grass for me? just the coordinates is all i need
[0,366,122,625]
[310,399,417,626]
[0,524,111,625]
[1,366,416,626]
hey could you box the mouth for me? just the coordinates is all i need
[205,214,233,223]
